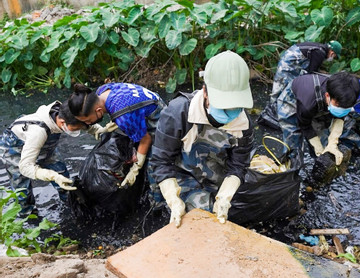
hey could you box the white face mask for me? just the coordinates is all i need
[61,123,81,137]
[326,57,334,62]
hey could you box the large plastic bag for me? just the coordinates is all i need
[69,132,144,219]
[257,102,281,130]
[228,148,303,224]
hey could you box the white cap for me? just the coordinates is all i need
[204,50,253,109]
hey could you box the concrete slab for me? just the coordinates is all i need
[106,209,360,278]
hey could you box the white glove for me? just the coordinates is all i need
[35,168,76,191]
[308,136,324,156]
[94,122,118,140]
[213,175,240,224]
[159,178,186,228]
[120,152,146,187]
[322,118,344,165]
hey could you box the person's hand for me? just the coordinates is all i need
[53,174,76,191]
[35,168,76,190]
[308,136,324,156]
[94,122,118,140]
[322,118,344,166]
[120,152,146,187]
[159,178,186,228]
[213,175,240,224]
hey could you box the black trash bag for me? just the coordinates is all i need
[68,132,144,219]
[228,148,303,224]
[257,102,281,130]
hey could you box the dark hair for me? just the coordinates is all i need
[68,83,99,117]
[327,72,360,108]
[59,100,88,127]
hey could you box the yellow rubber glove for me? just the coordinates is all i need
[159,178,186,228]
[308,136,324,156]
[94,122,118,140]
[120,152,146,187]
[35,168,76,191]
[213,175,240,224]
[322,118,344,165]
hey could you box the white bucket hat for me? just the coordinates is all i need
[204,50,253,109]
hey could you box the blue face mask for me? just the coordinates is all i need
[208,105,243,124]
[328,103,352,118]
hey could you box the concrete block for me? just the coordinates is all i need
[106,209,309,278]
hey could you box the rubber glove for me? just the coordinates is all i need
[213,175,240,224]
[159,178,186,228]
[308,136,324,156]
[120,152,146,187]
[94,122,118,140]
[322,118,344,165]
[35,168,76,191]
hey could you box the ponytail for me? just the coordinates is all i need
[59,100,88,127]
[68,83,99,116]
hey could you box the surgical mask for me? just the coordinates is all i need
[208,105,243,124]
[326,57,334,62]
[328,103,352,118]
[61,123,81,137]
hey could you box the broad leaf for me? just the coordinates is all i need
[140,25,157,42]
[165,30,182,50]
[80,23,100,43]
[109,31,120,44]
[4,48,21,64]
[61,46,79,68]
[166,77,176,93]
[175,68,187,85]
[135,40,158,58]
[24,61,33,70]
[1,68,12,83]
[205,43,223,59]
[346,7,360,26]
[158,16,171,39]
[304,25,324,41]
[350,58,360,72]
[211,10,227,24]
[275,2,297,18]
[30,30,43,44]
[310,7,333,27]
[179,38,197,56]
[126,6,142,25]
[88,48,99,63]
[101,10,120,28]
[121,28,140,47]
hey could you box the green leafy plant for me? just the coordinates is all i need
[337,252,357,263]
[0,0,359,94]
[0,186,57,256]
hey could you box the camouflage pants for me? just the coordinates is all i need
[148,169,215,212]
[149,124,237,212]
[0,129,69,212]
[270,45,309,104]
[277,82,305,153]
[340,113,360,150]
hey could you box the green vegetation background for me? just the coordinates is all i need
[0,0,359,94]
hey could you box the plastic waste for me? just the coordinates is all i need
[299,234,319,246]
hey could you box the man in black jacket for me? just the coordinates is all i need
[271,41,342,104]
[149,51,254,228]
[278,71,359,165]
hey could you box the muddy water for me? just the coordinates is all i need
[1,83,360,250]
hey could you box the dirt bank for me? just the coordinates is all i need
[0,253,117,278]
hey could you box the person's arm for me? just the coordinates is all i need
[225,117,254,184]
[307,49,326,73]
[18,125,48,179]
[150,96,193,184]
[213,115,254,224]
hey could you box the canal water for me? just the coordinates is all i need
[1,82,360,251]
